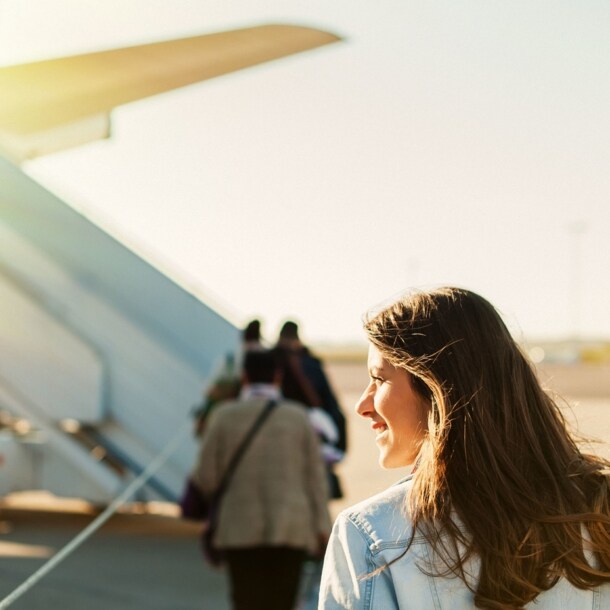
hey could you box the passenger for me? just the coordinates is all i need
[192,350,331,610]
[193,319,263,436]
[277,321,347,454]
[319,287,610,609]
[272,321,322,407]
[242,318,265,353]
[272,321,348,499]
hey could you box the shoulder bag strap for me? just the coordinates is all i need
[212,399,278,504]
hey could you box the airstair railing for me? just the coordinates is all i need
[0,417,191,610]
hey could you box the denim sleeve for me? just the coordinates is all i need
[318,513,377,610]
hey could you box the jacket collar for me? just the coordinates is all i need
[239,383,282,402]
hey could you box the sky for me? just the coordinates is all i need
[1,0,609,346]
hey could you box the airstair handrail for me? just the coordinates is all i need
[0,417,192,609]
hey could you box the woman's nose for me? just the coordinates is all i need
[355,385,374,418]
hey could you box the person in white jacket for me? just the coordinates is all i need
[320,287,610,609]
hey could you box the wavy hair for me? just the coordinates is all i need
[365,287,610,609]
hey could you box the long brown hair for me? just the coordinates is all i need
[365,287,610,609]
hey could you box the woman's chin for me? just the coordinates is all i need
[379,453,409,470]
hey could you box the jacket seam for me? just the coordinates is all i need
[424,540,442,610]
[343,515,378,609]
[592,587,600,610]
[364,545,375,609]
[346,511,429,555]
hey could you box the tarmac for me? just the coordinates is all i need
[0,360,608,609]
[0,503,229,610]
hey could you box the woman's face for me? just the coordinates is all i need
[356,344,429,469]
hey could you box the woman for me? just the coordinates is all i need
[319,287,610,609]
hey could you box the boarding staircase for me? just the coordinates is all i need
[0,156,238,503]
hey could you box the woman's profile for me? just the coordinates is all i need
[319,287,610,609]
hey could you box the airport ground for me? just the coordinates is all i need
[0,360,609,609]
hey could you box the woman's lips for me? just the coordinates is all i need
[372,421,388,438]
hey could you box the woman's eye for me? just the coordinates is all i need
[371,376,384,385]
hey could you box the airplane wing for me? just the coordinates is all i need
[0,24,340,161]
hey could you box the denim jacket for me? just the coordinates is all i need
[319,477,608,609]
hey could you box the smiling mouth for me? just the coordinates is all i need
[372,423,388,438]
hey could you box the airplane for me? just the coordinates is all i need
[0,24,340,503]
